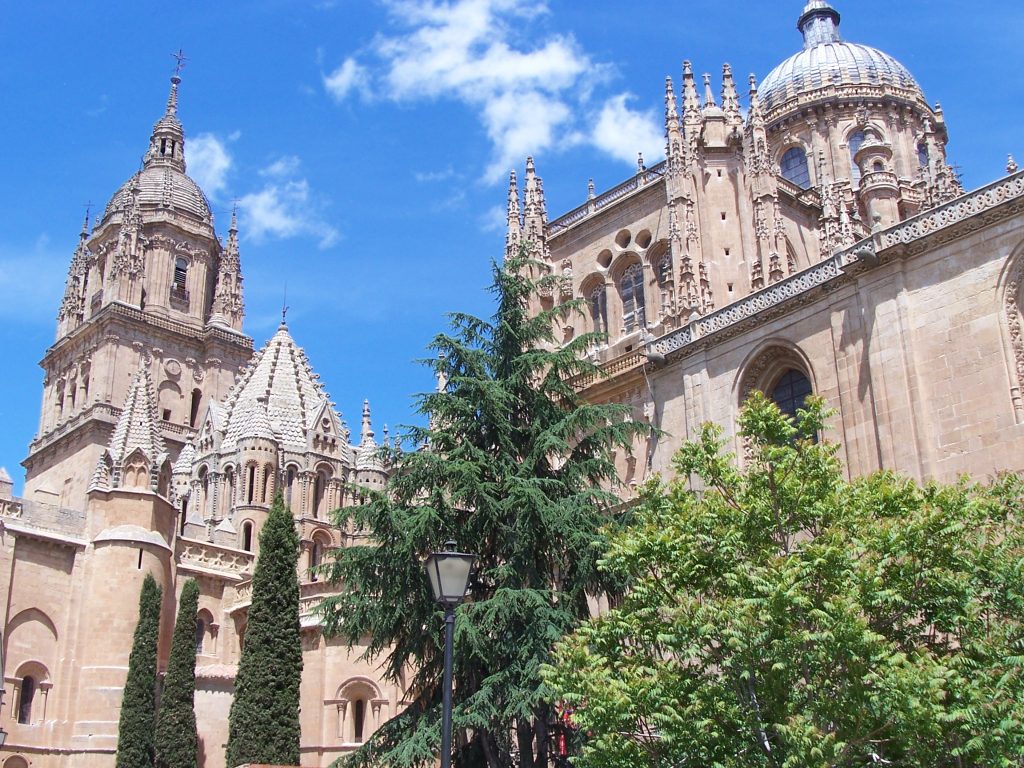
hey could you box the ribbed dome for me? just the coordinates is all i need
[101,74,212,226]
[759,2,924,114]
[103,165,212,223]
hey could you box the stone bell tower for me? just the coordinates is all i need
[22,70,254,508]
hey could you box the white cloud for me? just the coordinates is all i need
[260,155,302,178]
[188,133,233,199]
[238,180,340,249]
[592,93,665,166]
[322,0,660,181]
[323,57,370,102]
[414,165,456,182]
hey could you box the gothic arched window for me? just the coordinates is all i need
[241,521,254,552]
[195,616,206,654]
[589,285,608,336]
[353,698,367,743]
[917,142,929,168]
[848,130,866,187]
[780,147,811,188]
[620,263,646,333]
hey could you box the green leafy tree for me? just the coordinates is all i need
[116,573,162,768]
[320,254,648,768]
[226,494,303,767]
[155,578,200,768]
[546,393,1024,767]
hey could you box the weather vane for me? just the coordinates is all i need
[171,49,188,77]
[282,282,289,323]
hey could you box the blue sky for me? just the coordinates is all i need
[1,1,1022,490]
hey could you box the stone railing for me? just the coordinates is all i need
[227,579,253,614]
[877,170,1024,250]
[572,349,647,390]
[0,497,23,519]
[177,538,254,577]
[548,161,667,237]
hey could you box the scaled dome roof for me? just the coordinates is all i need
[758,1,924,115]
[103,165,212,223]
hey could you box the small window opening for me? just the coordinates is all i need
[725,248,731,257]
[728,282,734,292]
[18,676,36,724]
[195,617,206,654]
[162,408,172,422]
[721,212,727,221]
[140,288,146,311]
[717,169,722,178]
[160,138,168,155]
[353,699,366,743]
[247,465,256,504]
[137,548,143,569]
[189,388,202,428]
[180,502,187,535]
[174,258,188,292]
[242,522,253,552]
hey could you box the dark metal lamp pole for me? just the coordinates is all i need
[424,541,475,768]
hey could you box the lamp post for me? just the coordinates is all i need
[424,541,475,768]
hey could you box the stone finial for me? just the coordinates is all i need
[681,61,701,124]
[637,152,646,173]
[1008,155,1019,174]
[747,73,764,128]
[702,73,716,108]
[587,178,595,200]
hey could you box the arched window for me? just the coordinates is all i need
[247,464,256,504]
[189,388,202,428]
[241,521,254,552]
[285,467,297,509]
[780,147,811,189]
[589,285,608,337]
[770,368,813,423]
[262,464,273,503]
[848,130,866,187]
[195,616,206,654]
[917,142,929,168]
[198,466,209,515]
[312,472,325,519]
[18,676,35,724]
[620,263,646,333]
[222,467,235,517]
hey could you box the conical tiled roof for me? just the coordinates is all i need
[107,363,167,467]
[219,322,340,452]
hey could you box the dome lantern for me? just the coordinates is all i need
[798,1,841,48]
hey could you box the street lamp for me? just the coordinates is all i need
[424,541,475,768]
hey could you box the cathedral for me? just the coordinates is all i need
[2,2,1024,766]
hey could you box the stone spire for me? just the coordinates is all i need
[702,73,717,110]
[747,74,765,130]
[720,64,742,126]
[356,399,385,474]
[91,360,168,492]
[57,213,91,338]
[681,61,702,127]
[210,204,245,330]
[522,157,548,259]
[505,170,522,261]
[798,0,841,48]
[665,76,686,175]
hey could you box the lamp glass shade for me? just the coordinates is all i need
[425,547,475,606]
[0,728,6,747]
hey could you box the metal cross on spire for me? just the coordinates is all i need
[171,49,188,77]
[281,282,289,324]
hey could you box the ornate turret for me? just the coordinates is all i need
[210,204,245,330]
[56,213,91,338]
[90,361,169,494]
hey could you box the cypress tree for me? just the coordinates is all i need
[226,494,303,767]
[155,578,200,768]
[116,573,162,768]
[320,253,649,768]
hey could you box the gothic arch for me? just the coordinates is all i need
[735,341,817,406]
[997,241,1024,422]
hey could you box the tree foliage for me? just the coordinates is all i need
[155,578,200,768]
[226,494,303,767]
[116,573,162,768]
[546,394,1024,768]
[320,254,649,768]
